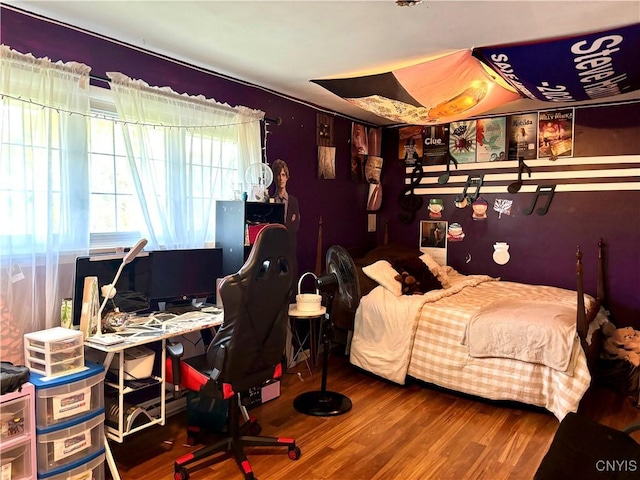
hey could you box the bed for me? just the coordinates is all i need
[347,241,609,421]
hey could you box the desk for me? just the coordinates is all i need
[85,311,223,480]
[288,305,326,375]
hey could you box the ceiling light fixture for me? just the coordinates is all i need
[396,0,423,6]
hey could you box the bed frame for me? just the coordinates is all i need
[313,218,607,368]
[576,239,607,367]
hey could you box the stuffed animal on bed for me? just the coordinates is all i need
[392,256,441,295]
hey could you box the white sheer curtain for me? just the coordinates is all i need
[0,46,91,363]
[106,72,264,250]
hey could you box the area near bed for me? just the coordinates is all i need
[350,248,608,421]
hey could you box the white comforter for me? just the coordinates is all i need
[350,270,602,420]
[464,299,578,372]
[350,271,495,384]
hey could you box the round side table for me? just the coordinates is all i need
[288,304,326,375]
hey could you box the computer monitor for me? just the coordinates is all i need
[148,248,223,310]
[72,253,152,327]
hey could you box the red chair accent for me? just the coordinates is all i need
[167,225,301,480]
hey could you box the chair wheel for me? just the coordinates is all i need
[174,468,189,480]
[249,422,262,435]
[288,446,301,460]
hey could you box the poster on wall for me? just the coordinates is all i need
[449,120,477,164]
[398,125,423,165]
[352,123,368,156]
[538,108,574,159]
[419,220,447,266]
[508,113,538,160]
[318,146,336,179]
[368,127,382,157]
[476,117,506,162]
[351,122,368,182]
[422,125,450,166]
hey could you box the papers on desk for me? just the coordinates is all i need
[85,310,223,350]
[169,310,221,322]
[86,334,124,346]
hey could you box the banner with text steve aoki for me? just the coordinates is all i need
[473,23,640,103]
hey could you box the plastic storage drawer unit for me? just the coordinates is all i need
[24,328,84,378]
[1,441,33,480]
[0,392,32,442]
[36,412,104,477]
[36,449,105,480]
[30,362,105,431]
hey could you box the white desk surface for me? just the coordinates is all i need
[289,304,326,318]
[85,310,223,480]
[85,311,224,353]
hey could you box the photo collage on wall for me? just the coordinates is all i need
[397,108,576,165]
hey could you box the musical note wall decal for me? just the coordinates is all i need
[437,155,458,185]
[507,156,532,194]
[522,185,556,216]
[398,158,424,224]
[455,174,484,208]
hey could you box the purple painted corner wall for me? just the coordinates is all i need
[379,105,640,327]
[2,7,638,328]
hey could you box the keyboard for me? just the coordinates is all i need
[165,304,199,314]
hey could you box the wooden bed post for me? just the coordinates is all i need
[576,245,587,341]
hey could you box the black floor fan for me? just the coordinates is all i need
[293,245,361,416]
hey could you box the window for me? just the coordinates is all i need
[0,94,79,255]
[88,110,144,248]
[1,55,263,260]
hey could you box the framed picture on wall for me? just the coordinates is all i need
[419,220,447,266]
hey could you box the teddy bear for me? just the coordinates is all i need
[394,269,421,295]
[391,256,441,295]
[602,326,640,367]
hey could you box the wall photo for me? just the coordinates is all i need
[420,220,447,266]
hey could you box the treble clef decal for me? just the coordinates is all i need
[398,158,424,224]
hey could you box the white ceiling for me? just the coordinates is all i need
[5,0,640,125]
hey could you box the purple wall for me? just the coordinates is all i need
[0,6,375,279]
[2,6,638,328]
[379,104,640,327]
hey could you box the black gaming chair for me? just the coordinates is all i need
[167,224,300,480]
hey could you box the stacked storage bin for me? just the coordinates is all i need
[24,328,85,379]
[29,362,106,480]
[0,382,37,479]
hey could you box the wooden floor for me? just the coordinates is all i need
[109,354,640,480]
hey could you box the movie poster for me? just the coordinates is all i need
[538,108,574,159]
[476,117,506,162]
[508,113,538,160]
[449,120,477,164]
[398,125,423,165]
[422,125,450,166]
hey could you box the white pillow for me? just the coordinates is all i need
[362,260,402,296]
[419,252,451,289]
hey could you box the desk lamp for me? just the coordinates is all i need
[96,238,148,335]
